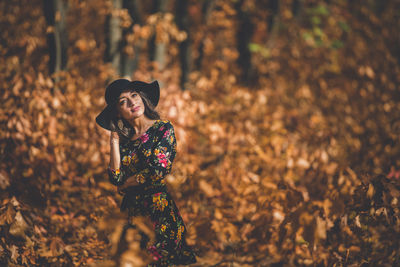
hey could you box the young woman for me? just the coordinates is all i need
[96,79,197,266]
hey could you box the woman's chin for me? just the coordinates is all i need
[124,112,144,120]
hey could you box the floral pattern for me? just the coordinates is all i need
[153,192,169,212]
[140,133,150,143]
[107,120,197,266]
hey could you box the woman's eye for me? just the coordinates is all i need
[119,100,126,105]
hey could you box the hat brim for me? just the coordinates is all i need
[95,104,115,131]
[131,80,160,107]
[148,80,160,107]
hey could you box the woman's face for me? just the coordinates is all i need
[117,90,145,120]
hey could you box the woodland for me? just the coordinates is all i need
[1,0,400,266]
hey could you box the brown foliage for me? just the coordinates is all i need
[0,0,399,266]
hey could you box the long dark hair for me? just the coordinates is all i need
[109,89,160,143]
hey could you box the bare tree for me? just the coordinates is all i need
[43,0,68,74]
[105,0,123,74]
[235,0,254,84]
[194,0,216,70]
[175,0,192,89]
[266,0,280,48]
[149,0,169,70]
[120,0,144,77]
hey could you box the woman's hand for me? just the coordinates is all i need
[117,184,127,195]
[117,175,139,195]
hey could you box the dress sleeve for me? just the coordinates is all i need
[135,121,177,185]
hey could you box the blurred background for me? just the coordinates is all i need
[1,0,400,266]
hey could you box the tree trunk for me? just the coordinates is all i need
[105,0,123,74]
[194,0,215,70]
[120,0,143,77]
[43,0,68,74]
[266,0,280,49]
[292,0,302,18]
[235,0,254,85]
[372,0,387,15]
[175,0,192,90]
[149,0,169,70]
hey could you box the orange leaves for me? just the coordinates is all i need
[75,39,97,52]
[0,202,16,226]
[38,237,65,258]
[212,220,241,247]
[0,0,398,266]
[358,65,375,79]
[0,171,10,190]
[8,211,29,239]
[173,58,400,264]
[198,180,217,198]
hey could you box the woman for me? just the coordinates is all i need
[96,79,197,266]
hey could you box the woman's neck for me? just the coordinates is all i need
[127,116,153,135]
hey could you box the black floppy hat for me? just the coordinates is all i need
[95,79,160,130]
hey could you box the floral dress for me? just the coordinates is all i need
[108,119,197,267]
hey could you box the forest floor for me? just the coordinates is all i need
[1,1,400,266]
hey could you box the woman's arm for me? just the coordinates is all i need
[118,121,176,192]
[108,131,126,186]
[109,131,120,170]
[117,174,139,194]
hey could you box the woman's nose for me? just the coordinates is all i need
[127,98,134,106]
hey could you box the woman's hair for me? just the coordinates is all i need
[109,89,160,143]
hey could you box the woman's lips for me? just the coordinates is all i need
[131,106,140,112]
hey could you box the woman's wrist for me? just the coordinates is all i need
[110,139,119,145]
[123,175,140,186]
[108,165,121,174]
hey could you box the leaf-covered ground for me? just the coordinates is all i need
[1,0,400,266]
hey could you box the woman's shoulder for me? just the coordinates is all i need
[154,119,174,131]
